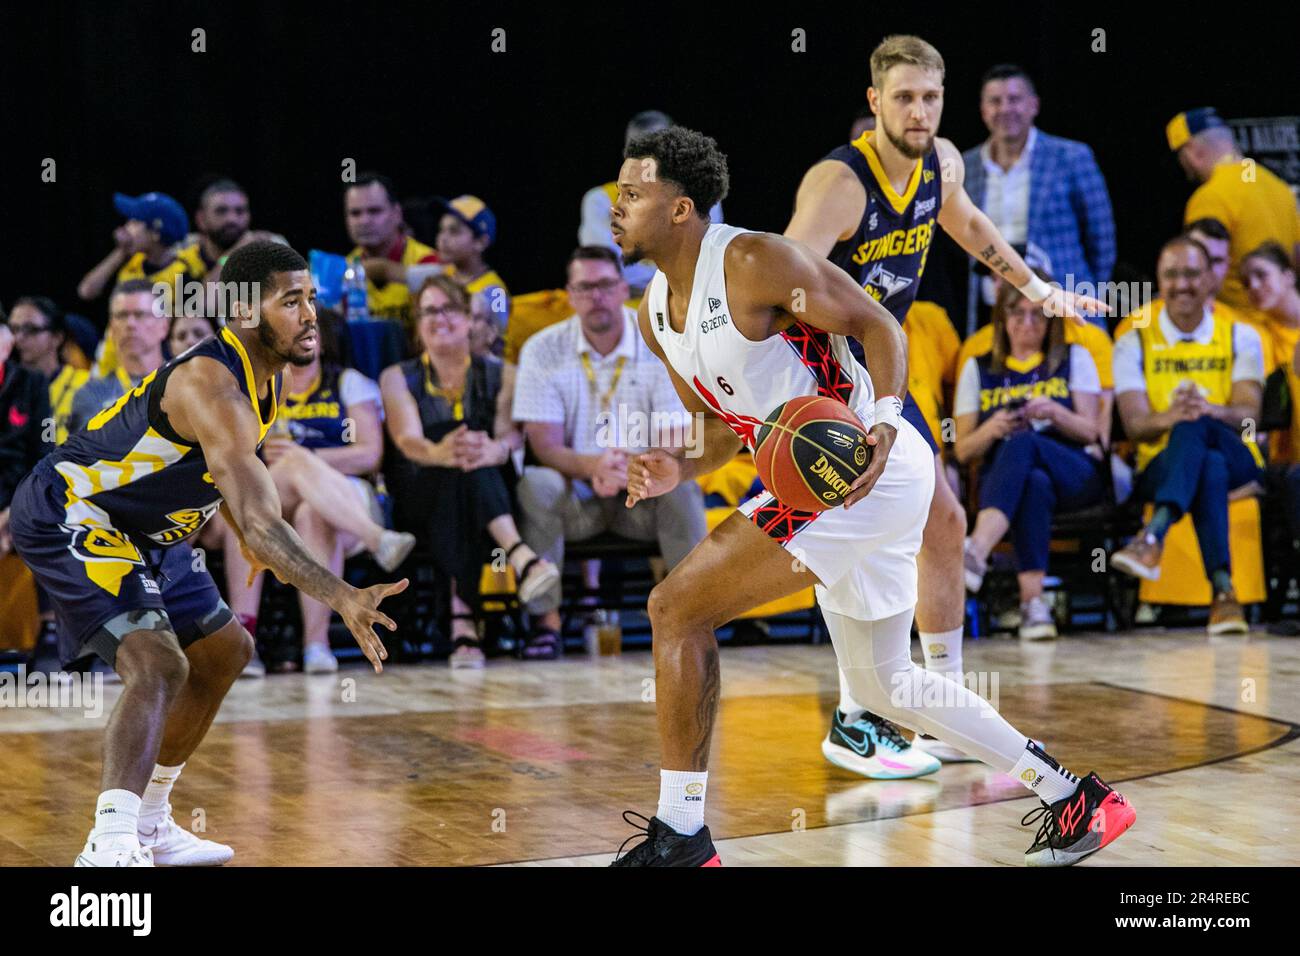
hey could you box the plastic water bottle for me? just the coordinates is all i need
[343,260,369,323]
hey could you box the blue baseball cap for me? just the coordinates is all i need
[1166,107,1229,151]
[437,195,497,246]
[113,191,190,245]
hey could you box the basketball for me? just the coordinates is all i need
[754,395,873,512]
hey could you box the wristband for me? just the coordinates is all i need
[873,394,903,431]
[1016,273,1052,304]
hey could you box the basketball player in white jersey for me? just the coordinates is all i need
[786,35,1110,772]
[606,126,1133,867]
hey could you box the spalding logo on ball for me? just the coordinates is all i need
[754,395,873,512]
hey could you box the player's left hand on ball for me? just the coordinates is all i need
[843,423,895,510]
[625,449,681,507]
[338,578,409,673]
[1042,287,1110,325]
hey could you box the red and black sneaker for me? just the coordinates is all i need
[610,812,722,867]
[1022,772,1136,867]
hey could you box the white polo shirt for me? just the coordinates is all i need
[1112,305,1264,395]
[513,307,688,455]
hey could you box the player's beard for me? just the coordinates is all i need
[883,121,932,160]
[259,320,316,367]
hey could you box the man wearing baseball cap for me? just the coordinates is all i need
[77,191,207,304]
[1168,107,1300,310]
[435,195,511,335]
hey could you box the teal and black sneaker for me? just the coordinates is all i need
[821,709,941,779]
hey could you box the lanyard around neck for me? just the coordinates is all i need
[423,353,469,421]
[579,352,626,412]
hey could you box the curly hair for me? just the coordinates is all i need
[624,126,729,220]
[221,240,308,301]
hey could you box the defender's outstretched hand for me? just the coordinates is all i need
[336,578,409,673]
[1041,285,1111,324]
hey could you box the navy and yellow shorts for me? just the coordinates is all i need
[9,466,232,668]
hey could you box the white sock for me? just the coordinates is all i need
[91,789,141,843]
[657,769,708,836]
[139,762,184,830]
[920,627,964,676]
[837,668,866,724]
[1009,741,1080,804]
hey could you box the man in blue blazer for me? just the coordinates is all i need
[962,65,1116,333]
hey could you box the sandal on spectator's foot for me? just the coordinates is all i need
[521,628,561,661]
[505,542,560,604]
[449,614,485,669]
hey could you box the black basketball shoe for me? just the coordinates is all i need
[1022,771,1136,866]
[610,812,722,867]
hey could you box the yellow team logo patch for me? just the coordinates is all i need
[61,524,145,597]
[148,504,220,545]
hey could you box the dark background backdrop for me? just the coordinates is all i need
[1,1,1293,327]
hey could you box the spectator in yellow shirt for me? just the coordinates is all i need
[77,191,202,303]
[1241,242,1300,469]
[1168,107,1300,311]
[435,195,511,337]
[346,172,437,327]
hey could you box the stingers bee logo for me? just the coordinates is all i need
[147,502,221,545]
[854,444,867,467]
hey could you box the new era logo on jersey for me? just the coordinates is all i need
[863,262,914,303]
[914,197,936,219]
[867,210,879,232]
[708,297,722,312]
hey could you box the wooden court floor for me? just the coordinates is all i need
[1,630,1297,866]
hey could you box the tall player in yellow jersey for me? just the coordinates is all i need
[10,241,407,866]
[786,36,1109,770]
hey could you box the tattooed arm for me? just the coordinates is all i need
[164,357,406,671]
[933,137,1109,322]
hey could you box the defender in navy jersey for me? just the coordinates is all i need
[10,242,407,868]
[786,35,1112,773]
